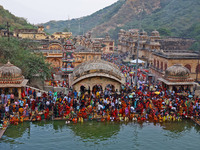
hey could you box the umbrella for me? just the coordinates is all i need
[129,95,133,98]
[155,91,160,95]
[188,95,193,98]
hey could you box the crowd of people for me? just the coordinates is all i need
[0,53,200,129]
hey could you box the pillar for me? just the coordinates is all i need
[184,85,187,90]
[190,85,194,93]
[18,88,22,99]
[9,88,13,93]
[169,86,172,91]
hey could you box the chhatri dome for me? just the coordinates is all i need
[0,61,28,86]
[72,59,123,80]
[165,64,191,81]
[70,59,125,92]
[158,64,195,91]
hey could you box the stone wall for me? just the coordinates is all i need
[44,86,67,94]
[159,38,196,50]
[29,77,44,90]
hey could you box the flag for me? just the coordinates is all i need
[54,92,57,97]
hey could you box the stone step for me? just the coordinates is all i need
[25,85,48,94]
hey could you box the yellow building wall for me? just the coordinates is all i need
[73,53,102,67]
[48,44,63,50]
[151,54,200,80]
[18,33,47,40]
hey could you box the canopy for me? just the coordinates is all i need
[129,95,133,98]
[130,59,145,64]
[155,91,160,95]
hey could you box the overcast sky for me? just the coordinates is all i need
[0,0,118,24]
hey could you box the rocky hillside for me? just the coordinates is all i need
[91,0,164,36]
[42,0,199,41]
[0,5,35,31]
[42,0,125,35]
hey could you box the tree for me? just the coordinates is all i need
[158,28,172,36]
[0,37,52,80]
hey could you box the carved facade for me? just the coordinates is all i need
[14,26,47,40]
[118,29,160,63]
[158,64,196,91]
[75,33,115,53]
[150,50,200,81]
[69,60,125,92]
[0,61,28,98]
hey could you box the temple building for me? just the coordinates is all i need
[101,34,115,54]
[61,40,76,77]
[75,33,115,53]
[73,46,102,67]
[118,29,160,64]
[69,60,125,93]
[158,64,196,91]
[150,50,200,81]
[51,32,72,40]
[41,42,64,69]
[0,61,28,98]
[14,26,47,40]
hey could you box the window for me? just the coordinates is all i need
[161,62,163,71]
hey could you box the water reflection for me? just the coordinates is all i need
[1,120,200,144]
[68,122,120,141]
[4,122,30,139]
[161,120,200,133]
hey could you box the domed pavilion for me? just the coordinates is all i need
[158,64,195,91]
[0,61,28,98]
[69,59,125,93]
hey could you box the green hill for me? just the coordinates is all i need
[42,0,125,35]
[42,0,200,44]
[0,5,35,31]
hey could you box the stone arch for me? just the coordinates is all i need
[48,43,63,50]
[92,84,103,94]
[50,58,61,68]
[80,85,86,93]
[185,64,191,72]
[196,64,200,73]
[105,84,115,92]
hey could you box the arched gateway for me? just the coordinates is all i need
[69,60,125,93]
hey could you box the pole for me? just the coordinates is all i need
[196,52,200,82]
[134,2,143,88]
[134,30,140,88]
